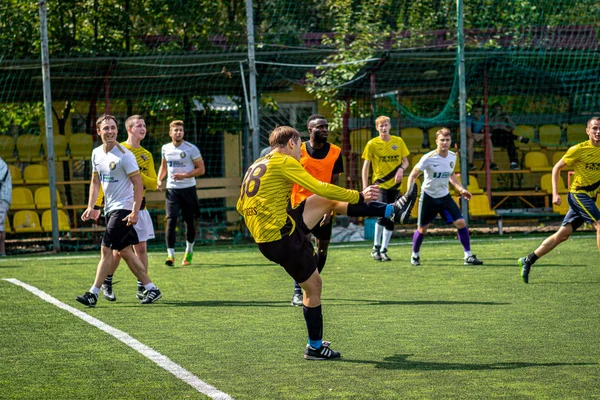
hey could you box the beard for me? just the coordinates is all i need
[313,134,328,145]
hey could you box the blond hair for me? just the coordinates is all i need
[375,116,390,127]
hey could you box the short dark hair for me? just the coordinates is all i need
[269,126,300,148]
[587,117,600,128]
[96,114,117,129]
[125,115,144,130]
[306,114,326,129]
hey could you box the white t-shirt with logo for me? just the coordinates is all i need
[92,144,140,213]
[415,150,456,199]
[161,141,202,189]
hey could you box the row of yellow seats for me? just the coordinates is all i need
[9,164,51,185]
[12,187,63,210]
[514,124,589,149]
[0,133,93,162]
[5,209,71,234]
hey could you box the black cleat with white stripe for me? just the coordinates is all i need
[304,341,341,360]
[391,181,418,224]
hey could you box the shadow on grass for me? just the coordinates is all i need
[159,300,290,307]
[342,354,597,370]
[156,299,509,308]
[0,264,22,269]
[329,299,510,306]
[173,262,274,269]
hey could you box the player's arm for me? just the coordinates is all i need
[94,185,104,209]
[283,157,362,204]
[123,172,142,225]
[361,159,371,190]
[406,167,422,193]
[157,158,168,191]
[141,153,159,191]
[551,159,567,205]
[188,157,206,178]
[82,173,101,221]
[394,156,410,184]
[449,172,471,200]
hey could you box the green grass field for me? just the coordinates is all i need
[1,234,599,399]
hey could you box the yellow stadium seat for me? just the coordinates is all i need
[70,133,94,160]
[23,164,49,184]
[553,194,570,215]
[566,124,588,145]
[11,187,35,210]
[540,173,568,194]
[35,187,63,209]
[41,209,71,232]
[16,134,43,162]
[9,165,23,185]
[455,174,484,195]
[411,153,424,168]
[401,127,426,153]
[514,125,541,151]
[427,126,446,149]
[0,135,16,162]
[4,214,12,234]
[524,151,552,172]
[12,210,43,233]
[469,194,496,217]
[42,134,69,161]
[538,124,564,149]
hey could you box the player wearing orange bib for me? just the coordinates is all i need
[289,115,344,306]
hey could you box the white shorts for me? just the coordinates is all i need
[0,201,9,233]
[133,208,155,242]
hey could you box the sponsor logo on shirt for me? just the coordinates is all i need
[180,152,186,158]
[109,161,116,170]
[433,172,451,178]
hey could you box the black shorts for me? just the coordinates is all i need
[310,215,333,241]
[166,186,199,220]
[418,192,464,227]
[257,201,318,284]
[102,209,140,251]
[562,193,600,231]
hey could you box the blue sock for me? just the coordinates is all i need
[384,204,394,219]
[309,339,323,349]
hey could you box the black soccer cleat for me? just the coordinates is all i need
[76,291,98,308]
[518,256,531,284]
[411,255,421,266]
[136,287,145,300]
[464,255,483,265]
[391,182,418,224]
[101,283,116,302]
[380,248,392,262]
[140,288,162,304]
[371,245,382,261]
[304,341,341,361]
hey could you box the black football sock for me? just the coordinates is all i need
[347,201,391,217]
[527,252,539,265]
[104,275,113,285]
[303,304,323,348]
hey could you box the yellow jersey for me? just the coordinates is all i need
[362,136,410,190]
[237,151,360,243]
[563,140,600,198]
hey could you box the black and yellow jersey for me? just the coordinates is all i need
[95,142,157,208]
[237,151,360,243]
[362,136,410,190]
[563,141,600,198]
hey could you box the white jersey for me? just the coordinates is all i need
[161,141,202,189]
[91,144,139,213]
[415,150,456,199]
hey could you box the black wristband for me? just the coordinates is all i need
[357,192,365,205]
[93,205,102,210]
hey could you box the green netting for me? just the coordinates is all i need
[1,1,599,249]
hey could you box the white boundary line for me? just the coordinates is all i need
[3,278,233,400]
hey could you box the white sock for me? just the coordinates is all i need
[185,241,194,253]
[167,248,175,257]
[90,286,100,295]
[381,228,393,250]
[374,223,384,247]
[464,251,472,259]
[144,282,157,291]
[412,252,420,258]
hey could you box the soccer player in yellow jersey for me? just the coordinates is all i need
[237,126,417,360]
[96,115,159,300]
[288,114,344,306]
[519,117,600,283]
[362,115,410,261]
